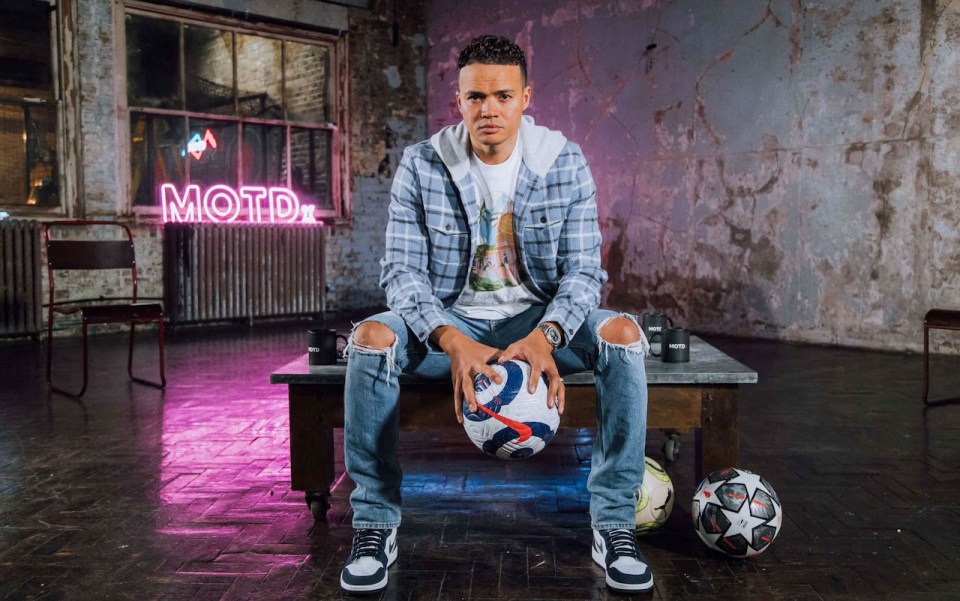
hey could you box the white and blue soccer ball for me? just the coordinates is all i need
[462,359,560,460]
[691,467,783,557]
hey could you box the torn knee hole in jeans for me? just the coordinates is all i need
[597,313,650,359]
[345,323,400,383]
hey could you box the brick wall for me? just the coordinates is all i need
[75,0,121,217]
[323,1,428,315]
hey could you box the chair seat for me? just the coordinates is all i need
[70,303,164,324]
[924,309,960,329]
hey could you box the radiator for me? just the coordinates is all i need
[0,219,43,337]
[164,224,326,324]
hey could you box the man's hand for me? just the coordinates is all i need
[498,327,565,415]
[431,326,503,424]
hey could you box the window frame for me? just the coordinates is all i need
[119,2,350,222]
[0,2,66,215]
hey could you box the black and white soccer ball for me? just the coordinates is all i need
[691,467,783,557]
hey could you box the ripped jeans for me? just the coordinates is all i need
[343,305,649,531]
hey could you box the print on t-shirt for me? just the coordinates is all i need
[470,194,521,292]
[453,134,539,320]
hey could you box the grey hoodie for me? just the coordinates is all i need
[430,115,569,181]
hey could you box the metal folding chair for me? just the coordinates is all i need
[922,309,960,406]
[45,220,166,396]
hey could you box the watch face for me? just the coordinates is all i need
[540,324,560,346]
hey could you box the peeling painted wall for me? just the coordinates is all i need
[427,0,960,352]
[325,0,428,313]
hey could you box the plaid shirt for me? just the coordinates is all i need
[379,135,607,347]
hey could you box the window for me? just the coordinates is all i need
[125,9,345,220]
[0,1,59,208]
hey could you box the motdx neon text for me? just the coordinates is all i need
[160,184,319,225]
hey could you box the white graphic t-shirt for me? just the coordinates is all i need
[452,136,541,320]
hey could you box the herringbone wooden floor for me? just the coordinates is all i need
[1,318,959,600]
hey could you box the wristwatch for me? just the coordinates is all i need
[536,322,563,350]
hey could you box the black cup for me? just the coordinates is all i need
[652,327,690,363]
[641,312,674,351]
[308,329,348,365]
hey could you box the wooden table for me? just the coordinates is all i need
[271,335,757,519]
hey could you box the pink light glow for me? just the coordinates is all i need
[239,186,267,222]
[269,188,299,224]
[161,184,201,223]
[160,184,321,226]
[203,184,241,223]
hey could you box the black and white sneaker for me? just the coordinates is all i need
[591,528,654,593]
[340,528,398,594]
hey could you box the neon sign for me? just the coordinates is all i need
[160,184,320,225]
[182,129,218,160]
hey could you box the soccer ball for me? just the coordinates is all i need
[635,457,674,533]
[691,467,783,557]
[462,359,560,460]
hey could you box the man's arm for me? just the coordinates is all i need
[380,148,503,422]
[430,325,504,424]
[539,147,607,342]
[378,148,454,343]
[500,147,607,414]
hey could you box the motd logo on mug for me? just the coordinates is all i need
[641,312,674,340]
[660,328,691,363]
[308,328,348,365]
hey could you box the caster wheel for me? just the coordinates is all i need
[306,492,330,521]
[662,434,681,463]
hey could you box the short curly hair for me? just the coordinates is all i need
[457,35,527,84]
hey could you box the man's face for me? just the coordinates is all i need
[456,63,531,161]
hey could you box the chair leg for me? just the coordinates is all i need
[129,320,166,389]
[45,310,54,384]
[49,319,89,397]
[80,321,89,396]
[157,318,166,388]
[128,322,136,380]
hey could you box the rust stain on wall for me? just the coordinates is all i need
[748,236,784,282]
[872,177,900,239]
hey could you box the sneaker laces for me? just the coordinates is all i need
[351,529,387,558]
[606,529,641,559]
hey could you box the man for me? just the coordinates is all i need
[339,35,653,594]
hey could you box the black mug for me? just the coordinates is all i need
[641,312,674,346]
[651,327,691,363]
[308,329,348,365]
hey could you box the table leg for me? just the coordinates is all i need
[923,325,930,405]
[288,385,336,495]
[695,386,739,483]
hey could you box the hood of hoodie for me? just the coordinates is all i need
[429,115,567,183]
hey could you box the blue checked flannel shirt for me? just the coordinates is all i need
[379,118,608,348]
